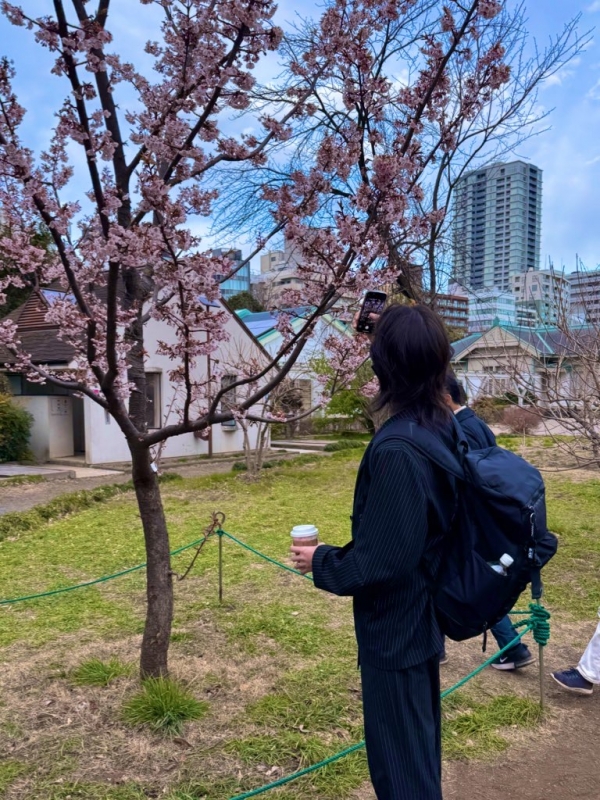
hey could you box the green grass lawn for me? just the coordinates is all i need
[0,450,599,799]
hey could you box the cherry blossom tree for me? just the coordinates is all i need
[215,2,584,303]
[0,0,531,677]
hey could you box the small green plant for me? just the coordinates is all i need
[122,677,208,735]
[0,473,45,486]
[71,657,135,686]
[471,395,507,424]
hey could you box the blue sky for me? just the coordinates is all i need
[1,1,599,273]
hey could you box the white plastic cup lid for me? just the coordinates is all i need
[291,524,319,539]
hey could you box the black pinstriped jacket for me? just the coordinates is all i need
[312,410,456,671]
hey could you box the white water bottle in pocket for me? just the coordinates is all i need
[489,553,514,576]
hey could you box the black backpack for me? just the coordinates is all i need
[372,416,558,642]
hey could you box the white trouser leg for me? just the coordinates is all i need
[577,620,600,684]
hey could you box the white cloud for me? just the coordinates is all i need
[542,58,581,89]
[587,1,600,12]
[588,78,600,100]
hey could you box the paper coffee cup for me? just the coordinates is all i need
[291,524,319,547]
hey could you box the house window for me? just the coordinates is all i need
[292,378,312,410]
[145,372,162,429]
[221,374,237,429]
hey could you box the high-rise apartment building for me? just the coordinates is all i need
[453,160,542,291]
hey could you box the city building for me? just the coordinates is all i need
[254,239,306,306]
[511,269,570,325]
[569,268,600,326]
[212,248,251,300]
[236,307,354,421]
[515,302,538,328]
[462,288,517,333]
[452,160,542,291]
[432,292,469,334]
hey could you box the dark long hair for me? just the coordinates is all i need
[445,371,466,406]
[370,303,452,428]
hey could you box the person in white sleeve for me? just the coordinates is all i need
[552,616,600,695]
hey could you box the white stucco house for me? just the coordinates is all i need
[235,307,354,414]
[1,290,268,465]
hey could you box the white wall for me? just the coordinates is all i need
[84,307,262,465]
[14,395,74,461]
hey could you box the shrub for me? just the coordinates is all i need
[0,394,33,462]
[323,439,367,452]
[471,396,506,424]
[122,677,208,735]
[502,406,539,435]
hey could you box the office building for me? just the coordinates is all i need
[212,248,250,300]
[511,269,570,325]
[453,160,542,291]
[569,269,600,326]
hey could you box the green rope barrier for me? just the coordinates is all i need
[229,742,366,800]
[229,621,541,800]
[529,601,551,647]
[0,536,208,606]
[0,522,552,800]
[218,530,314,582]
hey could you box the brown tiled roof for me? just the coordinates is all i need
[0,291,75,366]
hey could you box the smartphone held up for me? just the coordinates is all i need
[355,290,387,334]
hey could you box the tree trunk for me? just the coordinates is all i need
[130,442,173,678]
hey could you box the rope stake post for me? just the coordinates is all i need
[218,530,224,605]
[539,641,545,713]
[529,599,551,714]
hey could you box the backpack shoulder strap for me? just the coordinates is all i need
[371,417,465,481]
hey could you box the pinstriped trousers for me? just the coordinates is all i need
[360,657,442,800]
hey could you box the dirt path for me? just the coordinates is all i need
[444,686,600,799]
[351,626,600,800]
[442,629,600,799]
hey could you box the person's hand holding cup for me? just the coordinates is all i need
[290,524,320,575]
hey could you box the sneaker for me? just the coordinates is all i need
[491,646,535,671]
[551,668,594,696]
[439,651,449,666]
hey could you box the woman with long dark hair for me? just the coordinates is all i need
[291,304,456,800]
